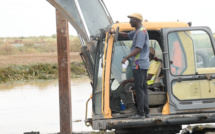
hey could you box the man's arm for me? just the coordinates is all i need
[118,32,128,39]
[147,74,153,80]
[109,29,129,39]
[122,78,134,85]
[122,28,146,64]
[122,47,141,63]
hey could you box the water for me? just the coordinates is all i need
[0,77,93,134]
[1,78,214,134]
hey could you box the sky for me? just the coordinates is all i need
[0,0,215,37]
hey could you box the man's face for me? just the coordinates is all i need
[149,53,154,61]
[129,18,138,27]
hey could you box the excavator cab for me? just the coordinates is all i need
[92,23,215,133]
[47,0,215,133]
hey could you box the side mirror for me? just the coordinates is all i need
[114,27,119,42]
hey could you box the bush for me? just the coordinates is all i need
[51,34,57,38]
[0,62,86,83]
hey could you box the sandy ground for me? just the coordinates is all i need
[0,52,82,68]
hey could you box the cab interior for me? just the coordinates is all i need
[110,30,167,117]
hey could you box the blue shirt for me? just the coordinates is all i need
[128,25,149,69]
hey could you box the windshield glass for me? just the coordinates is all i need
[168,30,215,75]
[78,0,112,36]
[111,41,130,86]
[111,40,162,90]
[93,40,104,115]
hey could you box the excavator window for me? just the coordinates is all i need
[168,32,187,75]
[169,30,215,101]
[168,30,215,75]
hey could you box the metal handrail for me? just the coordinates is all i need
[85,94,93,127]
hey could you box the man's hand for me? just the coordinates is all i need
[122,57,128,64]
[122,48,141,64]
[122,78,134,85]
[109,29,115,34]
[122,79,130,86]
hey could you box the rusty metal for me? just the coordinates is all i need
[206,74,212,92]
[91,113,215,130]
[114,125,181,134]
[56,10,72,134]
[24,132,40,134]
[85,94,93,127]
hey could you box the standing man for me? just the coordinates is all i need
[117,47,161,116]
[115,13,150,119]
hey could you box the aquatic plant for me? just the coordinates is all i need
[0,62,86,83]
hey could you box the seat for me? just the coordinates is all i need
[148,90,166,106]
[148,60,166,106]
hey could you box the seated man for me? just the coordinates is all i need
[116,47,161,114]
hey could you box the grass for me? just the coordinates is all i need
[0,62,86,83]
[0,34,214,55]
[0,33,214,83]
[0,35,86,83]
[0,35,81,55]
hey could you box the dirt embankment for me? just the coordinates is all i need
[0,52,82,68]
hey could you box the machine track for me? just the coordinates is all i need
[115,125,181,134]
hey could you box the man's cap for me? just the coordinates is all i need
[128,13,143,21]
[150,47,155,56]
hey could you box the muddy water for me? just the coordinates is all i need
[1,78,214,134]
[0,77,93,134]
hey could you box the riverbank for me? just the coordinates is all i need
[0,35,86,83]
[0,62,86,83]
[0,52,86,83]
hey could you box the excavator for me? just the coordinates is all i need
[47,0,215,133]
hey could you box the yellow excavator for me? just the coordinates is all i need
[47,0,215,133]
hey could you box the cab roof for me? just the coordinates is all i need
[112,21,189,31]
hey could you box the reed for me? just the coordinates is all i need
[0,62,86,83]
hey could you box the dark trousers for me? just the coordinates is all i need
[133,69,149,115]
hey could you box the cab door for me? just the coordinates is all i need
[47,0,113,42]
[162,27,215,114]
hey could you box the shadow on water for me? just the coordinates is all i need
[0,77,93,134]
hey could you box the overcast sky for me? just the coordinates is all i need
[0,0,215,37]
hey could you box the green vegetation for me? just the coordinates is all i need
[0,35,81,55]
[0,35,86,83]
[0,62,86,83]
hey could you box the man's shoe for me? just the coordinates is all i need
[120,107,137,114]
[128,114,145,119]
[145,113,151,118]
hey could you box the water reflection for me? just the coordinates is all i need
[0,77,93,134]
